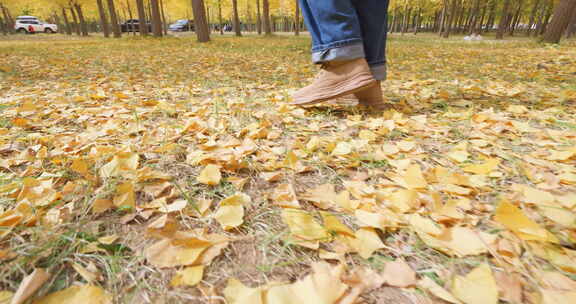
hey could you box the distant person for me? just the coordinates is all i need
[291,0,390,109]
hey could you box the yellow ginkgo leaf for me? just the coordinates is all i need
[332,142,353,156]
[282,209,329,242]
[382,260,417,288]
[494,200,557,243]
[113,182,135,209]
[451,264,498,304]
[320,211,354,237]
[71,159,89,175]
[213,193,250,230]
[353,228,385,259]
[409,214,442,236]
[100,152,139,178]
[540,289,576,304]
[223,279,264,304]
[447,142,469,163]
[419,277,461,304]
[170,265,204,287]
[33,285,112,304]
[402,163,428,189]
[462,158,500,175]
[0,291,13,304]
[197,164,221,185]
[521,186,556,206]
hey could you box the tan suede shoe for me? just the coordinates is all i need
[356,81,383,106]
[329,81,391,110]
[291,58,376,106]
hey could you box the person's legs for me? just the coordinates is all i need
[292,0,376,106]
[299,0,365,64]
[352,0,390,81]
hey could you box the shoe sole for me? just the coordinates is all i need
[291,78,377,107]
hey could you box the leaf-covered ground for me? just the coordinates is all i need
[1,33,576,304]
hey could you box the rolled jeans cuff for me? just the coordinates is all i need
[311,42,387,81]
[311,41,365,64]
[370,64,387,81]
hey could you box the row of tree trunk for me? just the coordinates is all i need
[389,0,576,43]
[2,0,575,43]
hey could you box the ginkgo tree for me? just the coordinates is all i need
[0,0,574,42]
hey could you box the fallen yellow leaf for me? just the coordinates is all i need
[170,265,204,287]
[494,200,557,243]
[32,285,111,304]
[197,164,222,185]
[451,264,498,304]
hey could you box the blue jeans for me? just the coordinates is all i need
[299,0,390,80]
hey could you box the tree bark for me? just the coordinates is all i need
[540,1,555,35]
[543,0,576,43]
[496,0,511,39]
[527,0,542,36]
[125,0,135,35]
[135,0,148,36]
[96,0,110,37]
[439,0,448,35]
[401,0,409,34]
[231,0,241,36]
[262,0,271,35]
[442,0,458,38]
[150,0,163,37]
[256,0,262,34]
[69,5,81,35]
[218,0,224,35]
[0,16,6,35]
[567,5,576,37]
[191,0,210,42]
[107,0,122,38]
[60,7,72,35]
[294,0,300,36]
[468,0,481,34]
[74,3,88,36]
[514,0,524,35]
[160,0,168,35]
[0,4,14,34]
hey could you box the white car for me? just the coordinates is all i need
[14,16,58,34]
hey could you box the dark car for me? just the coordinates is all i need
[121,19,152,32]
[168,19,194,32]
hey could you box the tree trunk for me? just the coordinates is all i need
[543,0,576,43]
[191,0,210,42]
[74,3,88,36]
[496,0,511,39]
[540,1,555,35]
[60,7,72,35]
[439,0,448,35]
[401,0,409,34]
[69,5,81,35]
[294,0,300,36]
[96,0,110,37]
[160,0,168,35]
[125,0,134,35]
[218,0,224,35]
[509,0,524,36]
[442,0,457,38]
[231,0,241,36]
[107,0,122,37]
[150,0,163,37]
[0,4,14,34]
[527,0,542,36]
[256,0,262,34]
[468,0,481,34]
[262,0,271,35]
[568,5,576,37]
[136,0,148,36]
